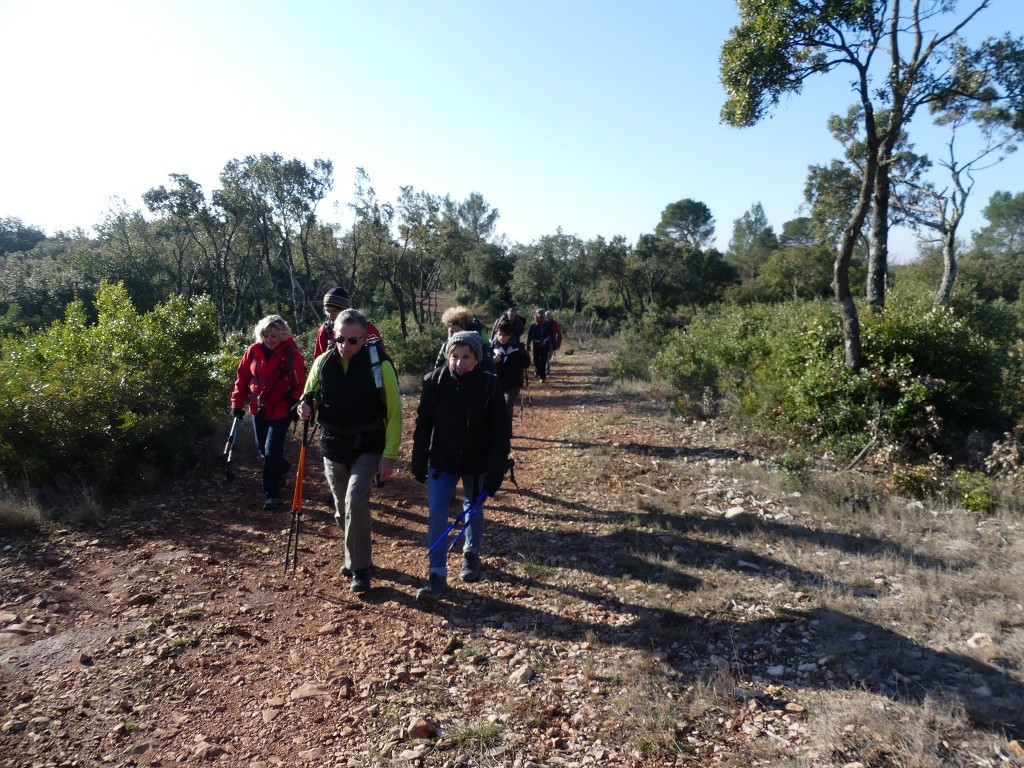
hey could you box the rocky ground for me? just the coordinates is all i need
[2,349,1024,768]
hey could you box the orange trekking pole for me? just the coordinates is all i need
[284,412,311,574]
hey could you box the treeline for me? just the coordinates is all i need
[3,155,1024,494]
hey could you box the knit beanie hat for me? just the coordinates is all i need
[323,287,352,310]
[447,330,483,362]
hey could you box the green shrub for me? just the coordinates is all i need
[372,315,446,376]
[946,469,997,512]
[649,290,1022,455]
[0,282,224,490]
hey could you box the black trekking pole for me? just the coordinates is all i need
[284,414,311,574]
[222,415,242,482]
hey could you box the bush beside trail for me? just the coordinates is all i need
[0,282,227,493]
[618,290,1024,462]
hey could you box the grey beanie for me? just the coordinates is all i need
[447,330,483,362]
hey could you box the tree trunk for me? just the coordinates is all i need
[866,161,890,314]
[934,232,957,307]
[833,122,879,370]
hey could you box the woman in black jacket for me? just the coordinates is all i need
[411,331,510,599]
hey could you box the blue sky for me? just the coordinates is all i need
[1,0,1022,262]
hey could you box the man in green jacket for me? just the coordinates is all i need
[299,308,402,594]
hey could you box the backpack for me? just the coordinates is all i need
[314,341,392,407]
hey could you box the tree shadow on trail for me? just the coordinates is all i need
[443,571,1024,736]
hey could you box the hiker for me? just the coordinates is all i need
[491,321,531,427]
[313,287,385,359]
[527,308,553,383]
[435,305,494,373]
[230,315,307,510]
[491,305,526,341]
[411,331,510,599]
[299,308,401,594]
[545,310,562,377]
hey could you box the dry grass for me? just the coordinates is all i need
[0,487,44,530]
[804,692,983,768]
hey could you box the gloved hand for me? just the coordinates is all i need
[232,407,244,418]
[484,475,502,497]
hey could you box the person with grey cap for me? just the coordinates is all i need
[411,331,510,599]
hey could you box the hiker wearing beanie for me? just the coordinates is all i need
[434,305,494,374]
[230,315,307,510]
[313,287,385,359]
[411,331,510,599]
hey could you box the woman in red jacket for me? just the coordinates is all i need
[230,315,307,509]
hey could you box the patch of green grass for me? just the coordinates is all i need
[173,607,207,621]
[456,644,485,661]
[169,635,200,649]
[519,560,552,580]
[445,721,504,753]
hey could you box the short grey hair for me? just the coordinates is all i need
[254,314,292,343]
[334,308,368,335]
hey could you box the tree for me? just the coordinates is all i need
[959,190,1024,301]
[779,217,818,248]
[727,203,778,282]
[654,199,716,248]
[900,33,1024,305]
[721,0,1000,368]
[0,217,46,256]
[457,192,500,241]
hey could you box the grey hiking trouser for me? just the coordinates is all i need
[324,452,380,572]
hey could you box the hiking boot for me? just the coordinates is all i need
[350,568,370,594]
[460,552,481,582]
[340,565,352,578]
[263,497,279,510]
[416,573,448,601]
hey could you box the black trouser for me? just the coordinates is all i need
[532,344,549,381]
[503,387,520,428]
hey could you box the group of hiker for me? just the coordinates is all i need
[229,288,564,601]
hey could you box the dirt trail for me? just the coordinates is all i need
[10,347,1014,767]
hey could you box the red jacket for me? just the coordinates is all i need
[313,320,385,359]
[550,320,563,350]
[231,338,307,420]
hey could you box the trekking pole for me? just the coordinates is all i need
[427,491,488,555]
[222,415,242,482]
[284,413,311,574]
[447,491,490,553]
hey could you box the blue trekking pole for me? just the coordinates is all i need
[427,491,488,554]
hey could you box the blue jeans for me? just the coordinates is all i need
[253,415,290,499]
[426,470,486,575]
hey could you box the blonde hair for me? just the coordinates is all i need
[253,314,293,343]
[441,305,473,329]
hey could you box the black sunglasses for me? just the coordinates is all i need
[339,335,364,345]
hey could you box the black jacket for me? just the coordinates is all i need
[491,337,530,391]
[411,365,510,492]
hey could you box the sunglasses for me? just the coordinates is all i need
[339,335,364,345]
